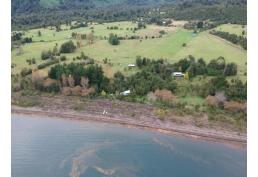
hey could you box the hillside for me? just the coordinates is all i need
[11,21,247,78]
[12,0,246,30]
[39,0,175,8]
[11,0,247,132]
[12,0,175,13]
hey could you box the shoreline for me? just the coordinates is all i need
[12,106,247,149]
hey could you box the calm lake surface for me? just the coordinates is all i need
[12,114,246,177]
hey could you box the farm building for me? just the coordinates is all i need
[128,64,135,68]
[120,90,131,96]
[173,72,185,77]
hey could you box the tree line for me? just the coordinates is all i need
[210,30,247,49]
[136,55,238,78]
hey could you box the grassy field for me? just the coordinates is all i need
[12,21,247,78]
[215,24,247,37]
[174,31,247,76]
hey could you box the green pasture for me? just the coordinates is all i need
[23,21,165,42]
[215,24,247,36]
[12,21,247,78]
[174,31,247,76]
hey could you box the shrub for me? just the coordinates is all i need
[37,59,59,69]
[21,37,32,44]
[154,108,169,120]
[206,95,219,107]
[108,33,120,45]
[60,40,76,53]
[159,30,166,35]
[20,68,32,77]
[70,86,82,96]
[61,87,71,96]
[154,89,177,102]
[224,101,246,113]
[41,50,52,60]
[60,56,67,61]
[209,76,228,95]
[81,87,95,97]
[42,78,60,92]
[32,70,45,83]
[19,77,33,90]
[207,59,225,76]
[147,92,157,101]
[226,79,247,101]
[224,63,237,76]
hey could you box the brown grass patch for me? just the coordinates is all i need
[224,101,247,113]
[154,89,177,102]
[206,95,219,107]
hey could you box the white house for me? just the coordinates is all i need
[120,90,131,96]
[173,72,185,77]
[128,64,135,68]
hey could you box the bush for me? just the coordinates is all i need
[21,37,32,44]
[70,86,82,96]
[224,63,237,76]
[159,30,166,35]
[41,50,52,60]
[81,87,95,97]
[37,59,59,69]
[60,56,67,61]
[154,108,168,120]
[154,89,177,102]
[224,101,246,113]
[32,70,45,83]
[207,59,225,76]
[42,78,60,92]
[60,40,76,53]
[206,95,219,107]
[209,75,228,95]
[108,33,120,45]
[61,87,71,95]
[20,68,32,77]
[226,79,247,101]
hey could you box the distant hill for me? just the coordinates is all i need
[11,0,246,30]
[12,0,176,14]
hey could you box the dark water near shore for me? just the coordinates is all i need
[12,115,246,177]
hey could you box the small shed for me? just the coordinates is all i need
[173,72,185,77]
[120,90,131,96]
[128,64,135,68]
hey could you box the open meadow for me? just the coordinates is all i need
[215,24,247,37]
[12,21,247,79]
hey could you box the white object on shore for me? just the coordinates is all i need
[103,110,107,115]
[120,90,131,96]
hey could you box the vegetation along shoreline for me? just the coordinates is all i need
[12,95,246,148]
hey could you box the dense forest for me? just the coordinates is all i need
[12,0,247,30]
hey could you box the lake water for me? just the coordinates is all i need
[12,115,246,177]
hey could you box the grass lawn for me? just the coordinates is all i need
[179,96,205,106]
[174,31,247,77]
[12,21,247,79]
[23,21,174,42]
[214,24,247,37]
